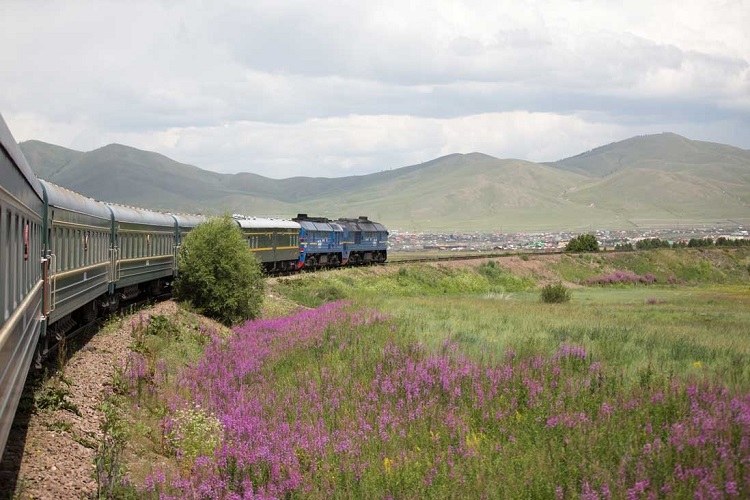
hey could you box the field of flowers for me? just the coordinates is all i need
[117,299,750,498]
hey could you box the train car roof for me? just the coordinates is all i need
[106,203,177,228]
[235,217,300,230]
[171,213,208,228]
[336,218,388,233]
[0,113,43,199]
[297,220,344,232]
[359,221,388,232]
[39,180,111,221]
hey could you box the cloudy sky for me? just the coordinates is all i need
[2,0,748,178]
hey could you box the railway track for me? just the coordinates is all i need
[385,249,570,264]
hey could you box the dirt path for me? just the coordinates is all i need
[0,301,178,499]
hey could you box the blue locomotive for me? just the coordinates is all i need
[0,113,389,458]
[293,214,388,269]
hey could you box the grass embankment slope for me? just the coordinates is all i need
[99,248,750,498]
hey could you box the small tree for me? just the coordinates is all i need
[565,234,599,252]
[174,215,264,326]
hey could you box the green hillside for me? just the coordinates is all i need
[20,140,83,180]
[19,134,750,232]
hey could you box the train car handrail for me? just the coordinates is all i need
[48,254,57,313]
[115,247,121,281]
[108,247,121,282]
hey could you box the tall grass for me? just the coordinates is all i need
[105,251,750,497]
[121,302,749,498]
[371,288,750,390]
[553,248,750,286]
[277,262,534,308]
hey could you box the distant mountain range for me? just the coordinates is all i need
[20,133,750,232]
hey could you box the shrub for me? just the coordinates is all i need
[540,282,571,303]
[174,215,264,326]
[565,234,599,252]
[583,270,657,286]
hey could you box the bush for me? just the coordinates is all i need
[540,283,571,303]
[565,234,599,252]
[174,215,265,326]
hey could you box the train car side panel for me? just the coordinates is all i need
[236,218,300,273]
[0,114,44,458]
[107,204,177,297]
[40,181,112,325]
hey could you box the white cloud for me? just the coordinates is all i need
[1,0,748,178]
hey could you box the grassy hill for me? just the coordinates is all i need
[20,134,750,231]
[20,140,84,179]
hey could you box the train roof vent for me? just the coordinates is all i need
[294,214,330,222]
[359,216,369,221]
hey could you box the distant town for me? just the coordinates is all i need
[388,226,750,253]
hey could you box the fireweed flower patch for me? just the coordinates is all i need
[131,302,750,498]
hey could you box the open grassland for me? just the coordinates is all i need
[100,249,750,497]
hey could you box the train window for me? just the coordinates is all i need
[2,206,8,319]
[57,227,62,270]
[75,229,80,267]
[62,227,67,271]
[23,221,29,261]
[11,213,18,307]
[70,228,75,270]
[61,228,66,270]
[63,227,69,271]
[1,208,6,320]
[68,229,78,269]
[72,229,77,267]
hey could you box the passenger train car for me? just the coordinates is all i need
[0,113,388,458]
[0,116,44,460]
[236,217,300,273]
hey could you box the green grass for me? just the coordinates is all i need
[552,247,750,285]
[103,249,750,497]
[276,261,535,308]
[366,286,750,390]
[271,250,750,389]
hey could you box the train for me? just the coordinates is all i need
[0,113,388,458]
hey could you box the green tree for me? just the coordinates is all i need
[565,234,600,252]
[174,215,265,326]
